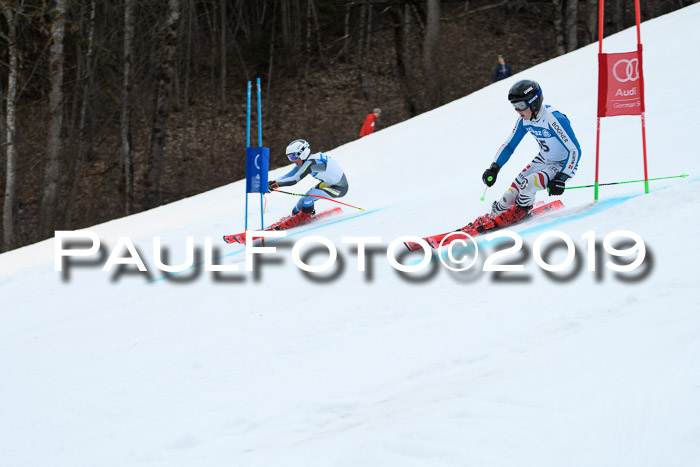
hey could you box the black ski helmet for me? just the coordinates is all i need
[508,80,543,116]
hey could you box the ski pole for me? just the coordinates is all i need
[480,173,496,201]
[565,174,688,190]
[480,186,488,202]
[270,187,365,211]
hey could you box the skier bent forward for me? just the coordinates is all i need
[267,139,349,230]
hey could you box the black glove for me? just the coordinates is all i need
[268,180,279,192]
[547,172,570,196]
[482,163,500,187]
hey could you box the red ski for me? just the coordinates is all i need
[404,200,565,252]
[223,207,343,244]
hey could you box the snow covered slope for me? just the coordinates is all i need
[2,5,700,466]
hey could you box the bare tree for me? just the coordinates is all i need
[566,0,579,52]
[64,0,96,227]
[146,0,181,209]
[310,0,325,67]
[586,0,598,44]
[341,1,351,62]
[304,0,313,110]
[423,0,440,109]
[405,3,413,73]
[202,0,219,163]
[121,0,134,214]
[614,0,624,33]
[40,0,67,238]
[390,3,418,116]
[552,0,566,55]
[180,0,193,163]
[1,2,20,251]
[461,1,470,45]
[265,0,278,118]
[356,3,366,94]
[219,0,226,112]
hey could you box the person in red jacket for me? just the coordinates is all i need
[359,108,381,137]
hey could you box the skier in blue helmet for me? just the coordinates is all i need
[470,79,582,231]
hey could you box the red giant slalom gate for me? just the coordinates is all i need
[595,0,649,200]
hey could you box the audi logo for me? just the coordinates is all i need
[612,58,639,82]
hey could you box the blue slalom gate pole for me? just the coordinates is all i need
[243,78,269,235]
[246,81,251,147]
[257,78,264,230]
[257,78,263,148]
[245,81,251,230]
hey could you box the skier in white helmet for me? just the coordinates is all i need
[267,139,349,229]
[469,79,582,231]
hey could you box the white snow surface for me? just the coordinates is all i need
[2,5,700,466]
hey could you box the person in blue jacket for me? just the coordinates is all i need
[493,55,513,82]
[471,79,582,231]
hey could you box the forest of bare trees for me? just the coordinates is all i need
[0,0,695,252]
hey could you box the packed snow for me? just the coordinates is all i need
[2,5,700,466]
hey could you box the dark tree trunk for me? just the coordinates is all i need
[356,3,366,95]
[552,0,566,55]
[341,1,351,62]
[64,0,96,228]
[121,0,135,214]
[586,0,598,44]
[41,0,67,238]
[2,4,19,252]
[265,0,277,118]
[219,0,226,112]
[304,0,312,111]
[422,0,441,110]
[146,0,181,209]
[365,1,372,97]
[310,0,325,67]
[390,4,418,117]
[566,0,579,52]
[181,0,193,163]
[614,0,624,32]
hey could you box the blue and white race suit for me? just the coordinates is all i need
[492,104,582,212]
[274,152,348,213]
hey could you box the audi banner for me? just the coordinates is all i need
[597,46,645,117]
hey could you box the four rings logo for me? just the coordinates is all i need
[612,58,639,82]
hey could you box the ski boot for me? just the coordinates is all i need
[463,200,504,233]
[493,203,531,228]
[461,213,496,234]
[274,207,315,230]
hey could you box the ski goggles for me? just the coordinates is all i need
[287,153,300,162]
[511,88,542,111]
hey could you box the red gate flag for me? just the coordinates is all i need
[598,46,645,117]
[594,0,650,200]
